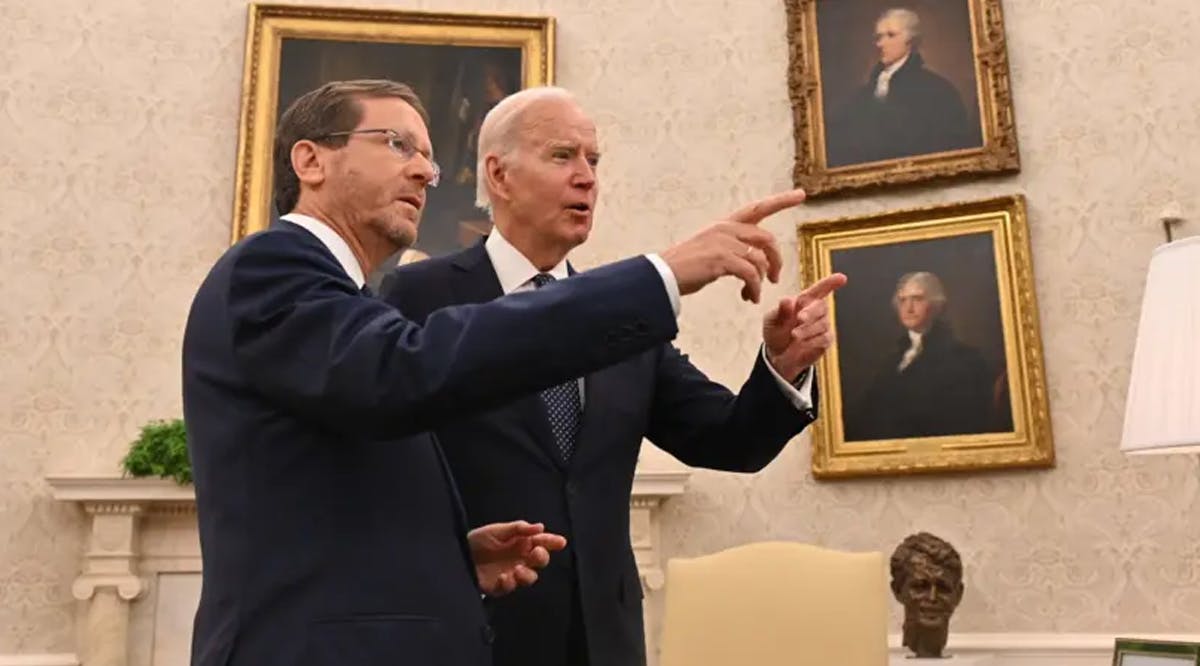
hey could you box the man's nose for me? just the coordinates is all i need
[573,165,596,189]
[407,156,436,186]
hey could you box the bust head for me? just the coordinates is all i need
[889,532,965,658]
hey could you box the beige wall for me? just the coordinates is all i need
[2,0,1199,654]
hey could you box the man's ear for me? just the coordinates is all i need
[291,140,327,188]
[483,153,511,205]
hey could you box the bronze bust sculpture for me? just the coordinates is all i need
[890,532,965,658]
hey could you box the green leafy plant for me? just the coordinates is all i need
[121,418,192,485]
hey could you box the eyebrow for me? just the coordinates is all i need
[546,141,600,156]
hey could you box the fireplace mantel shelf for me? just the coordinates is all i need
[45,468,691,666]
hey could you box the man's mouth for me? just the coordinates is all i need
[398,194,423,210]
[565,203,591,213]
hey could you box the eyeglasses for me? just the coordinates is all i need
[315,128,440,188]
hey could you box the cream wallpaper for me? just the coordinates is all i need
[1,0,1199,655]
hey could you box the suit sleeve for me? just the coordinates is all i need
[645,346,817,473]
[228,236,678,439]
[377,263,439,325]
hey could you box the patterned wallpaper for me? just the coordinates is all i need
[1,0,1198,655]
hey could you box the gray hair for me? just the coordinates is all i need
[892,271,946,310]
[474,86,579,213]
[878,8,921,46]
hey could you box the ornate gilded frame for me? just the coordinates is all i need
[783,0,1020,197]
[800,195,1053,478]
[230,3,555,242]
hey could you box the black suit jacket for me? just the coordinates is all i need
[378,240,816,666]
[181,221,680,666]
[843,319,997,441]
[825,50,980,167]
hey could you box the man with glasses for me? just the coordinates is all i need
[379,86,846,666]
[182,78,810,666]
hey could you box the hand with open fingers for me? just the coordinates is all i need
[468,520,567,597]
[660,189,806,304]
[763,273,848,380]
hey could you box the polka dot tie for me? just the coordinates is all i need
[531,272,581,462]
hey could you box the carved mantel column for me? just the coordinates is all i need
[47,477,194,666]
[629,469,691,594]
[74,502,145,666]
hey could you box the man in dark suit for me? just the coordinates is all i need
[843,271,997,441]
[825,7,982,167]
[379,87,846,666]
[183,79,807,666]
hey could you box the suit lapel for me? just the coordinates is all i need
[568,372,606,471]
[449,240,504,304]
[453,241,566,472]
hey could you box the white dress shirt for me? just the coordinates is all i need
[874,53,910,99]
[281,213,366,288]
[484,229,813,410]
[897,329,923,372]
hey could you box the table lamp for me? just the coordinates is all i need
[1119,209,1200,455]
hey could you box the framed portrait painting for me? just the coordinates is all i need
[1113,639,1200,666]
[231,3,554,283]
[783,0,1020,197]
[799,195,1053,478]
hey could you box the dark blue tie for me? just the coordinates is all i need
[531,273,581,461]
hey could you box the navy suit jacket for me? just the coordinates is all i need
[378,240,817,666]
[181,221,679,666]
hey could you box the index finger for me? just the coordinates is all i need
[527,533,568,552]
[727,189,807,225]
[799,273,848,302]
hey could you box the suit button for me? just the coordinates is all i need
[481,624,495,645]
[565,481,577,497]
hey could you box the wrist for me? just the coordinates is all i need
[766,350,803,383]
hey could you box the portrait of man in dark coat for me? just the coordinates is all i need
[822,6,983,167]
[842,271,1005,441]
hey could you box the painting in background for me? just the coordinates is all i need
[231,5,554,285]
[818,0,982,167]
[799,196,1053,478]
[833,231,1012,443]
[276,40,522,280]
[784,0,1019,196]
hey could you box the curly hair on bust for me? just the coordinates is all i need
[889,532,962,595]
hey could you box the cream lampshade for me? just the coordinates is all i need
[1119,233,1200,454]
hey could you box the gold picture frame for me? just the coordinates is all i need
[231,3,554,251]
[783,0,1019,197]
[800,195,1052,478]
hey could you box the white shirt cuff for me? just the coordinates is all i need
[644,253,682,317]
[761,344,813,411]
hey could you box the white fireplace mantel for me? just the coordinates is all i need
[46,468,690,666]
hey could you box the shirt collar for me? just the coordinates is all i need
[280,213,367,288]
[881,52,910,79]
[484,228,569,294]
